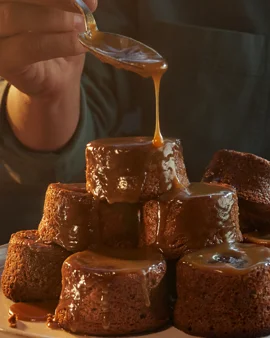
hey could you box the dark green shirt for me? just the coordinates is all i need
[1,0,270,242]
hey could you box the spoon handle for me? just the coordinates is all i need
[74,0,98,32]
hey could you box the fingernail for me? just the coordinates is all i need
[74,14,84,30]
[84,0,98,11]
[91,0,98,11]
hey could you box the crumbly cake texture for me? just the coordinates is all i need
[1,230,70,302]
[174,245,270,338]
[203,149,270,204]
[38,183,94,252]
[203,149,270,232]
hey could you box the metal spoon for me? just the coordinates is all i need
[74,0,167,76]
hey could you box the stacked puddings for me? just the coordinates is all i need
[2,138,270,338]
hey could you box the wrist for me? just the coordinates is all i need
[6,82,81,152]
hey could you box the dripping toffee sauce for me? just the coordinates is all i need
[6,24,248,332]
[86,27,168,147]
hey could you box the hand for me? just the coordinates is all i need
[0,0,98,97]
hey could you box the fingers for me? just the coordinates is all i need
[0,31,87,74]
[0,0,98,78]
[0,0,98,13]
[0,3,84,37]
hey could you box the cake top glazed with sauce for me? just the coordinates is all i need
[160,182,235,201]
[86,136,189,203]
[86,136,180,148]
[64,247,165,275]
[180,243,270,275]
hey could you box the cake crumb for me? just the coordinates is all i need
[8,313,17,328]
[47,313,53,324]
[47,314,59,330]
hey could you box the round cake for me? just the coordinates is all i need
[38,183,94,252]
[174,243,270,338]
[140,182,242,259]
[1,230,70,302]
[244,231,270,247]
[202,149,270,232]
[85,137,189,203]
[54,248,169,336]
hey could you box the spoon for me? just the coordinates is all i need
[74,0,167,77]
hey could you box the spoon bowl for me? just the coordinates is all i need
[75,0,167,76]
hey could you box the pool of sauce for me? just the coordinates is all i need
[55,248,165,332]
[9,301,58,322]
[180,243,270,275]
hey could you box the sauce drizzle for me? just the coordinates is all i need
[86,30,168,148]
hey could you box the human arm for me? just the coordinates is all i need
[0,0,98,152]
[0,0,137,185]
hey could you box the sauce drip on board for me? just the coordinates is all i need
[84,27,168,148]
[9,301,57,322]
